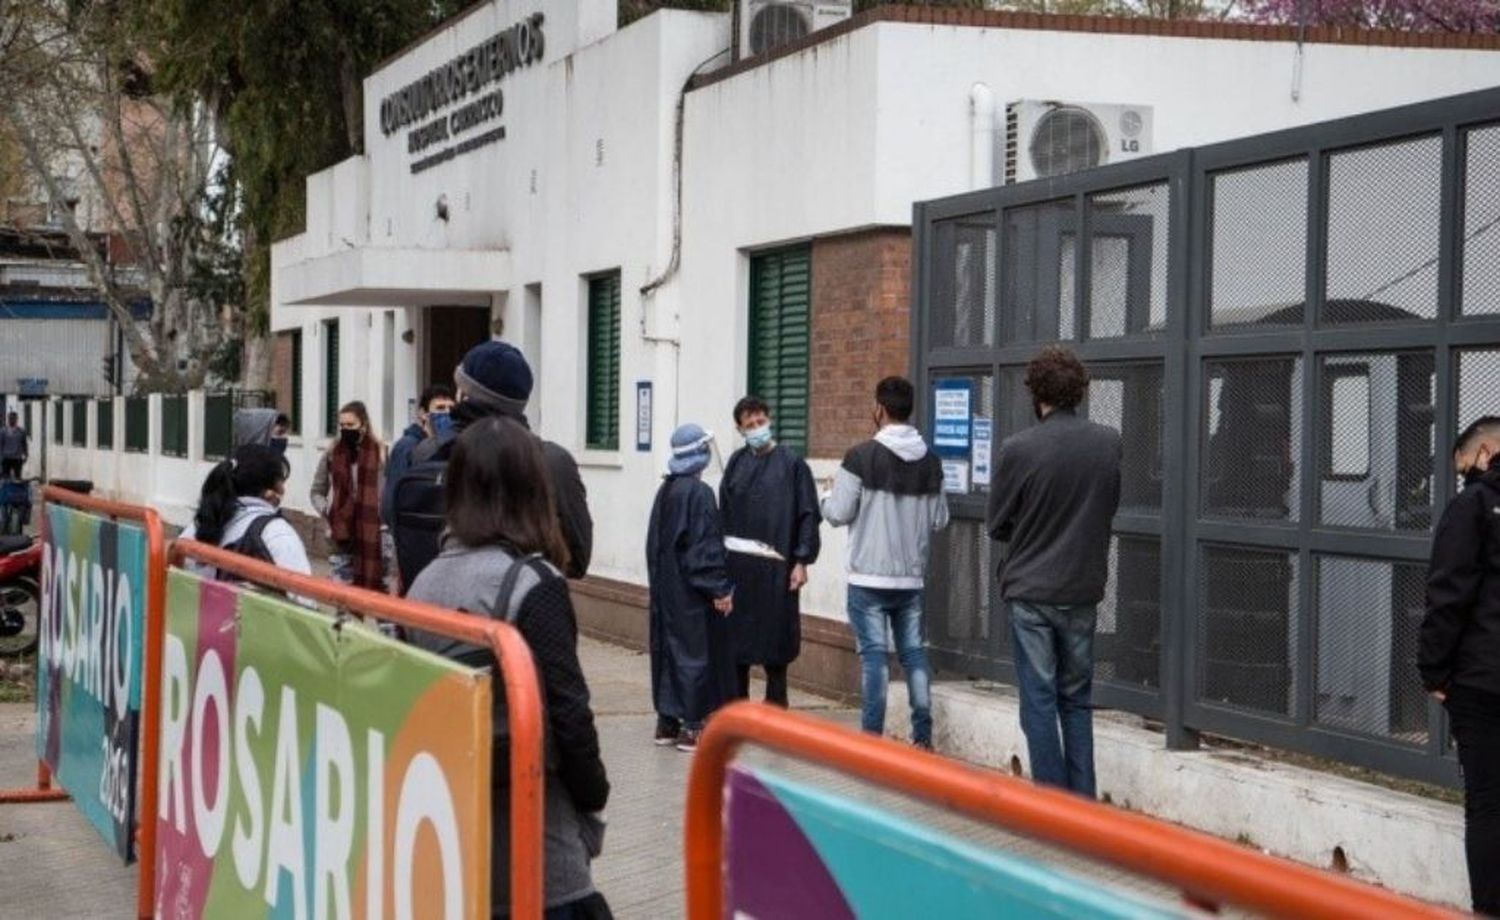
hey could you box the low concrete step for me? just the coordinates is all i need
[884,680,1465,908]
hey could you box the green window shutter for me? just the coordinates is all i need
[162,395,188,457]
[586,273,621,451]
[125,397,149,452]
[324,321,340,437]
[71,400,86,446]
[204,394,232,459]
[749,245,811,456]
[97,399,113,449]
[291,329,304,435]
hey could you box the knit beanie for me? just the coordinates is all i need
[668,423,713,476]
[454,341,534,417]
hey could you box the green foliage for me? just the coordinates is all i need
[620,0,730,25]
[146,0,473,326]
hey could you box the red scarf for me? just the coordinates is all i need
[329,437,383,589]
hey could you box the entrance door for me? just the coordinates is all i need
[425,306,493,391]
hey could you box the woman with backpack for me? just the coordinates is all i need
[182,443,311,578]
[311,400,386,590]
[405,416,612,920]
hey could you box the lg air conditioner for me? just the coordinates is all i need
[1002,100,1154,185]
[738,0,853,59]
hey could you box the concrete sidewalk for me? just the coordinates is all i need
[0,637,852,920]
[0,637,1190,919]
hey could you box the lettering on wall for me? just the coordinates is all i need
[378,11,545,174]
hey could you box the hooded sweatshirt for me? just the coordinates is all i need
[822,424,950,590]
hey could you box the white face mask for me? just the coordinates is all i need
[743,424,773,450]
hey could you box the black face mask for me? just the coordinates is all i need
[340,429,362,450]
[269,437,288,456]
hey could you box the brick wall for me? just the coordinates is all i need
[809,228,913,460]
[271,331,294,424]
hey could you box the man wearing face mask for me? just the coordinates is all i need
[1419,415,1500,916]
[719,396,822,706]
[381,384,455,526]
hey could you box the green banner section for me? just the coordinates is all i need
[155,568,493,918]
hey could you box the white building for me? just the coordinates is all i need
[56,0,1500,693]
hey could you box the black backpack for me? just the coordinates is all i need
[391,430,457,594]
[216,511,280,581]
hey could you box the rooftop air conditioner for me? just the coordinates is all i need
[738,0,853,60]
[1002,100,1154,185]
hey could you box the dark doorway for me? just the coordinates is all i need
[426,306,492,389]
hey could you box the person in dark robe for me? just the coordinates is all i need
[646,423,735,753]
[720,396,822,706]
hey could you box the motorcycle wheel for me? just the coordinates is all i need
[0,576,40,658]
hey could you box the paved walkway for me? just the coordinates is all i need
[0,637,1180,919]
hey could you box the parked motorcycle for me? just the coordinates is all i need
[0,479,91,658]
[0,478,39,657]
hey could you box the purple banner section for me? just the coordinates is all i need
[725,767,854,920]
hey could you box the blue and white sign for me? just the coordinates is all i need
[972,417,993,490]
[932,379,973,459]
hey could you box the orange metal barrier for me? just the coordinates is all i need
[170,539,546,920]
[685,702,1462,920]
[0,486,167,920]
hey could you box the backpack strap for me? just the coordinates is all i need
[217,510,282,581]
[489,552,554,625]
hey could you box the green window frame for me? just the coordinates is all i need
[70,400,86,447]
[749,245,812,456]
[290,329,304,434]
[97,399,114,449]
[124,397,149,452]
[203,394,233,459]
[585,272,621,451]
[324,320,339,437]
[161,395,188,457]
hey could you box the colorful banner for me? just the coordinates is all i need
[725,766,1186,920]
[156,569,493,919]
[37,504,147,861]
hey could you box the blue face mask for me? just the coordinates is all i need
[430,412,454,436]
[269,437,289,456]
[744,424,773,451]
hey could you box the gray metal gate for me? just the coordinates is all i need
[912,87,1500,786]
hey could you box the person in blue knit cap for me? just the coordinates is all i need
[645,424,735,752]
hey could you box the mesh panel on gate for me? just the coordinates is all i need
[1325,135,1442,324]
[1463,125,1500,316]
[928,519,999,662]
[932,218,998,348]
[1085,363,1164,513]
[1457,349,1500,431]
[1198,544,1299,716]
[1314,556,1429,745]
[1209,159,1308,328]
[1095,535,1161,689]
[1202,357,1303,522]
[1317,352,1435,533]
[1002,200,1076,344]
[1088,183,1170,337]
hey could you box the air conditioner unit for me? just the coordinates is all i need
[738,0,853,60]
[1001,100,1154,185]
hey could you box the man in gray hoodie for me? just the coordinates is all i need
[822,377,950,748]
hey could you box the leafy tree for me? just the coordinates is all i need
[0,0,242,391]
[1241,0,1499,30]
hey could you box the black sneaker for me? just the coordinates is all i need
[675,728,702,753]
[654,717,681,747]
[913,739,934,752]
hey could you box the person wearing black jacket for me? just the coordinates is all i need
[407,340,593,579]
[1420,415,1500,916]
[407,417,611,919]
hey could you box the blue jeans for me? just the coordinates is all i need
[1009,601,1098,797]
[847,585,932,745]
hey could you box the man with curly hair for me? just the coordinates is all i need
[987,346,1122,797]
